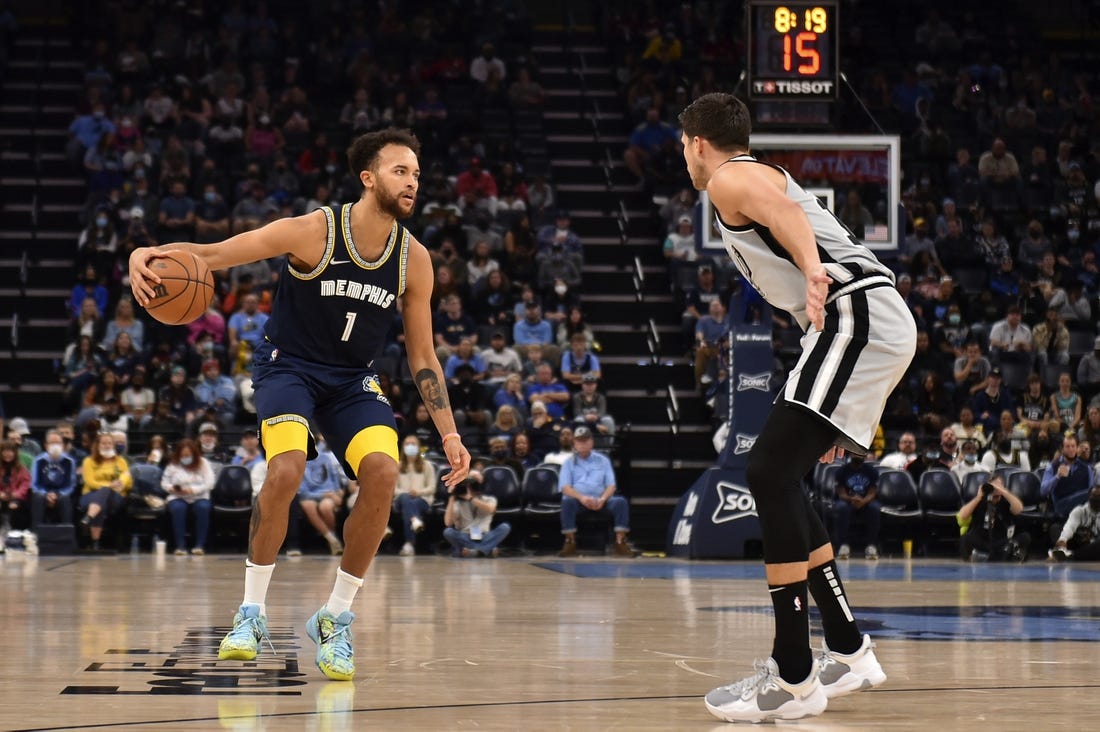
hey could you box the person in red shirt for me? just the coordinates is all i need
[455,157,499,215]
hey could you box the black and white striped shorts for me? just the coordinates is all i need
[782,284,917,454]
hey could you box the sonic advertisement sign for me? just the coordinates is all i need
[668,321,772,558]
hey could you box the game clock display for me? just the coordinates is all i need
[748,1,839,101]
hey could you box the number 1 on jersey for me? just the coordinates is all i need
[341,312,356,342]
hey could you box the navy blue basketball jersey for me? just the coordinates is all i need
[263,203,409,368]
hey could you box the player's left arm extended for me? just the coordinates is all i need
[403,239,470,485]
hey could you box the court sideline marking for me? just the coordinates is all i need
[11,684,1100,731]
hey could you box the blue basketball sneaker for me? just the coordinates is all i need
[305,607,356,681]
[218,604,270,661]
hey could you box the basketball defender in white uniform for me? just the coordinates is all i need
[679,94,915,723]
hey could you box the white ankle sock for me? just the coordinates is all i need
[243,560,275,616]
[326,568,363,614]
[324,531,339,543]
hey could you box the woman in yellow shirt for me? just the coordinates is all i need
[80,432,132,550]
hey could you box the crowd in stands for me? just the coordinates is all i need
[9,1,1098,558]
[0,0,637,556]
[592,0,1100,556]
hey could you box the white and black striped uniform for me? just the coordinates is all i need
[714,154,917,453]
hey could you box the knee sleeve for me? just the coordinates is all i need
[745,403,839,565]
[746,447,811,564]
[802,492,831,550]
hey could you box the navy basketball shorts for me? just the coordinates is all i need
[251,340,399,479]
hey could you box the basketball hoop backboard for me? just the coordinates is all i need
[700,134,901,252]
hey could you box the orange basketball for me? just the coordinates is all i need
[143,252,215,325]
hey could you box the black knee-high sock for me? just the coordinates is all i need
[807,560,862,654]
[769,580,812,684]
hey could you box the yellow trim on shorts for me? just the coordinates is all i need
[344,424,399,473]
[261,414,310,458]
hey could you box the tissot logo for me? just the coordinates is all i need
[712,481,757,524]
[733,433,758,455]
[753,79,835,95]
[737,372,772,392]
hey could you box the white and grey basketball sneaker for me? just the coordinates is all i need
[704,657,827,723]
[816,634,887,699]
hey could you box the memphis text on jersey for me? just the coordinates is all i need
[319,278,396,309]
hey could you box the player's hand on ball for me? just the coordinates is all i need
[442,437,471,487]
[128,246,179,307]
[819,446,845,464]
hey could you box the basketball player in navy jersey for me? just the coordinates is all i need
[679,94,916,722]
[129,128,471,681]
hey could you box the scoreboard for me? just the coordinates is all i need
[748,1,839,102]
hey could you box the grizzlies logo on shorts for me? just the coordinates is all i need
[361,375,390,405]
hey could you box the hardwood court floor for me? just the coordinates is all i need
[1,552,1099,731]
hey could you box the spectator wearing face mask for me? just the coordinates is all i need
[161,438,215,556]
[906,439,954,482]
[392,434,436,557]
[539,275,581,324]
[195,422,231,472]
[485,435,525,479]
[195,182,230,244]
[79,432,132,551]
[30,430,78,528]
[951,440,985,484]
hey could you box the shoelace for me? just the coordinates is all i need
[321,620,354,663]
[718,659,777,699]
[232,615,278,656]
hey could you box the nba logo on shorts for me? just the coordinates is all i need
[270,348,278,361]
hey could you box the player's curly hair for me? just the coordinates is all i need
[347,128,421,177]
[678,93,751,153]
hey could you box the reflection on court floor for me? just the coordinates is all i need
[2,554,1099,730]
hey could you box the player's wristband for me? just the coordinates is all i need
[442,432,461,446]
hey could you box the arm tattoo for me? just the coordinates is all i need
[415,368,449,411]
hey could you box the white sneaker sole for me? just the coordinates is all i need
[704,691,828,723]
[822,666,887,698]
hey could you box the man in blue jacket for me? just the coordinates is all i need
[31,429,78,527]
[1041,433,1093,518]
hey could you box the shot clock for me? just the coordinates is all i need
[748,1,839,101]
